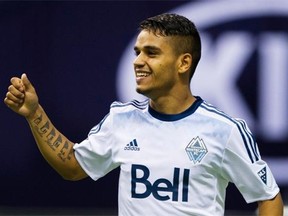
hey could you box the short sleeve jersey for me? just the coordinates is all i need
[73,97,279,216]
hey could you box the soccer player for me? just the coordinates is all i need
[4,13,283,215]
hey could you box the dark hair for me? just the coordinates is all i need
[139,13,201,79]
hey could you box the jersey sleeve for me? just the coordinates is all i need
[73,113,119,181]
[221,119,280,203]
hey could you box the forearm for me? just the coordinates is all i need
[258,192,284,216]
[26,105,86,180]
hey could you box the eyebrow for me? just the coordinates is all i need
[134,45,162,52]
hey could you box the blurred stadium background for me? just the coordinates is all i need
[0,1,287,215]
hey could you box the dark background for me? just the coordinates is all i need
[0,1,286,214]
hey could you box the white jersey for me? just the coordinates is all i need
[74,97,279,216]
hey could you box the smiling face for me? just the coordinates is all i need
[133,30,181,100]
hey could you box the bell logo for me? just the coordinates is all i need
[131,164,190,202]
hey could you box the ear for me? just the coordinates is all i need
[178,53,192,74]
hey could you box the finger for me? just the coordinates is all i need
[5,91,24,104]
[10,77,24,92]
[21,73,33,91]
[7,84,25,99]
[4,97,22,108]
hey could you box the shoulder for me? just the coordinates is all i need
[199,99,257,156]
[197,99,254,141]
[110,99,149,113]
[197,99,244,127]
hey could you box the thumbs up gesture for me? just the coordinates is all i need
[4,73,39,118]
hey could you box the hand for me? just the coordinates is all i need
[4,73,39,118]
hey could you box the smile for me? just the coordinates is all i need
[136,72,150,77]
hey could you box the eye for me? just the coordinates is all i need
[146,47,161,57]
[134,47,141,56]
[147,50,159,57]
[148,51,156,56]
[134,50,140,56]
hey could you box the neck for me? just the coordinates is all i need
[149,91,196,115]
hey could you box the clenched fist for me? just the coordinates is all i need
[4,73,39,118]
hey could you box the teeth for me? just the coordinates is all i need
[137,72,149,77]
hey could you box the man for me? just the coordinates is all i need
[4,13,283,215]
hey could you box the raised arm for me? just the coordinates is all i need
[258,192,284,216]
[4,73,87,181]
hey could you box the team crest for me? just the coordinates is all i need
[185,137,208,164]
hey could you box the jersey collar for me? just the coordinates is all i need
[148,96,203,121]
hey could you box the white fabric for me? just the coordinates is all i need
[74,98,279,216]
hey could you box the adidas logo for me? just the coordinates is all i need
[124,139,140,151]
[258,166,267,185]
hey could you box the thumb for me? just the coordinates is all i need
[21,73,33,91]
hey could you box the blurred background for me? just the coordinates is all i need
[0,1,287,215]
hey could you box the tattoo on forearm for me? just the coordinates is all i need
[40,121,50,135]
[46,129,62,150]
[33,114,42,125]
[33,115,50,136]
[32,115,73,162]
[51,134,62,150]
[58,141,74,162]
[46,128,56,145]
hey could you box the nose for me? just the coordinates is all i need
[133,53,145,68]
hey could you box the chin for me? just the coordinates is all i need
[136,87,144,95]
[136,87,149,97]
